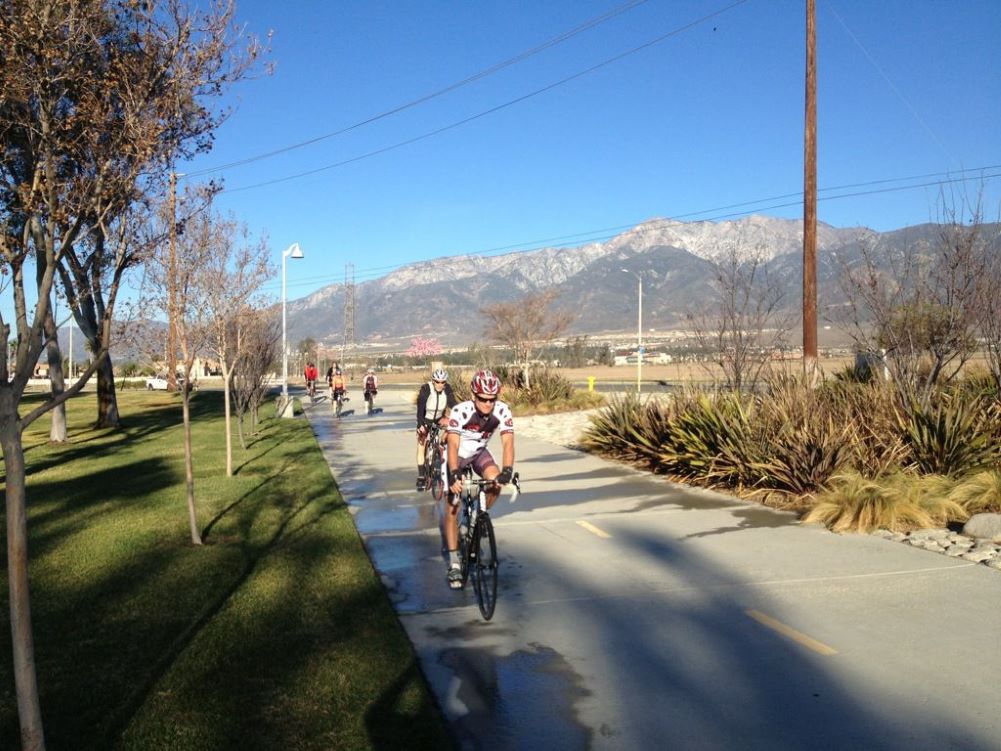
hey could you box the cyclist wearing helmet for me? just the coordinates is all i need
[415,368,457,490]
[443,368,515,589]
[328,365,346,400]
[363,368,379,413]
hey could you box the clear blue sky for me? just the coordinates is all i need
[69,1,1001,310]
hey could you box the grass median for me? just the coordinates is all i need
[1,390,451,750]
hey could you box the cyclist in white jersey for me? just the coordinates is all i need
[443,369,515,589]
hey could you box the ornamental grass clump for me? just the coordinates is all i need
[947,470,1001,514]
[804,472,969,532]
[804,473,933,532]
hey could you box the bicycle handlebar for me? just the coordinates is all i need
[461,472,521,503]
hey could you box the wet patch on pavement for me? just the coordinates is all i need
[439,642,593,751]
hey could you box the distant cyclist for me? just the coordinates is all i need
[363,368,379,413]
[329,365,346,403]
[415,368,457,490]
[304,362,318,398]
[443,369,515,589]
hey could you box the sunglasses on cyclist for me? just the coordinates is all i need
[474,394,497,404]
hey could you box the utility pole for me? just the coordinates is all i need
[167,170,178,391]
[341,263,355,371]
[802,0,818,381]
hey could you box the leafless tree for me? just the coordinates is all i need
[0,3,261,745]
[687,240,791,392]
[480,290,574,390]
[231,309,281,447]
[837,193,992,405]
[202,217,272,475]
[144,188,222,545]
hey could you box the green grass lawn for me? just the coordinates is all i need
[1,390,452,750]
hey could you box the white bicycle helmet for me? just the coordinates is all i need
[431,368,448,382]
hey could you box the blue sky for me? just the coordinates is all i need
[33,0,1001,320]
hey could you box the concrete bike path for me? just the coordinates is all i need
[304,396,1001,751]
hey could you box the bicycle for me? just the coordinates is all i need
[306,380,317,403]
[332,389,349,418]
[455,467,520,621]
[422,423,446,501]
[363,387,377,415]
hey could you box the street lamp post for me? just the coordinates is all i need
[281,242,304,414]
[621,269,643,393]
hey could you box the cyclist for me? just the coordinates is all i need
[329,365,347,405]
[304,362,318,398]
[415,368,457,490]
[363,368,379,413]
[443,369,515,589]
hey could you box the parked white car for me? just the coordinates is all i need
[145,374,187,391]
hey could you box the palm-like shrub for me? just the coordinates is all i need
[753,378,854,495]
[660,390,759,486]
[899,393,999,476]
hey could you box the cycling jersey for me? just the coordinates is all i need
[446,400,514,459]
[364,375,378,392]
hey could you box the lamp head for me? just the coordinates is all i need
[284,242,304,259]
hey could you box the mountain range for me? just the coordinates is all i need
[284,215,986,348]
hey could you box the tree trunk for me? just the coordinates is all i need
[1,408,47,751]
[43,311,66,443]
[181,388,202,545]
[95,354,120,428]
[222,373,233,476]
[236,410,247,450]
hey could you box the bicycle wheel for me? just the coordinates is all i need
[458,502,473,586]
[470,513,498,620]
[430,445,445,501]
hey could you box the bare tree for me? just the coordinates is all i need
[203,217,272,476]
[837,194,992,405]
[687,241,790,392]
[480,290,573,390]
[144,189,222,545]
[231,309,281,447]
[0,3,261,745]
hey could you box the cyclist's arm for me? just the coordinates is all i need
[446,431,462,493]
[500,431,514,469]
[416,385,429,426]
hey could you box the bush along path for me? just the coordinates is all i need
[570,377,1001,572]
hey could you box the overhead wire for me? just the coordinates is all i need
[213,0,752,194]
[181,0,651,179]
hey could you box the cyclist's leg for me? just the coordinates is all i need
[472,450,502,509]
[416,427,427,490]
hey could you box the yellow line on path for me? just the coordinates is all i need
[745,609,838,656]
[576,520,612,538]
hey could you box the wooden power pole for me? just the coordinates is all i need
[803,0,818,380]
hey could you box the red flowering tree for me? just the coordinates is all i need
[406,336,443,364]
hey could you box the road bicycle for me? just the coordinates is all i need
[455,468,520,621]
[306,380,317,403]
[331,389,349,418]
[422,423,446,501]
[363,386,377,415]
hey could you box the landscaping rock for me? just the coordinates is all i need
[963,513,1001,542]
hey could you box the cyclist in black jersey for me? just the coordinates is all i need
[415,368,457,490]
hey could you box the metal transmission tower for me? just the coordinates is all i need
[340,263,356,368]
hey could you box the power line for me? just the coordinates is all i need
[264,165,1001,293]
[215,0,751,194]
[182,0,650,179]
